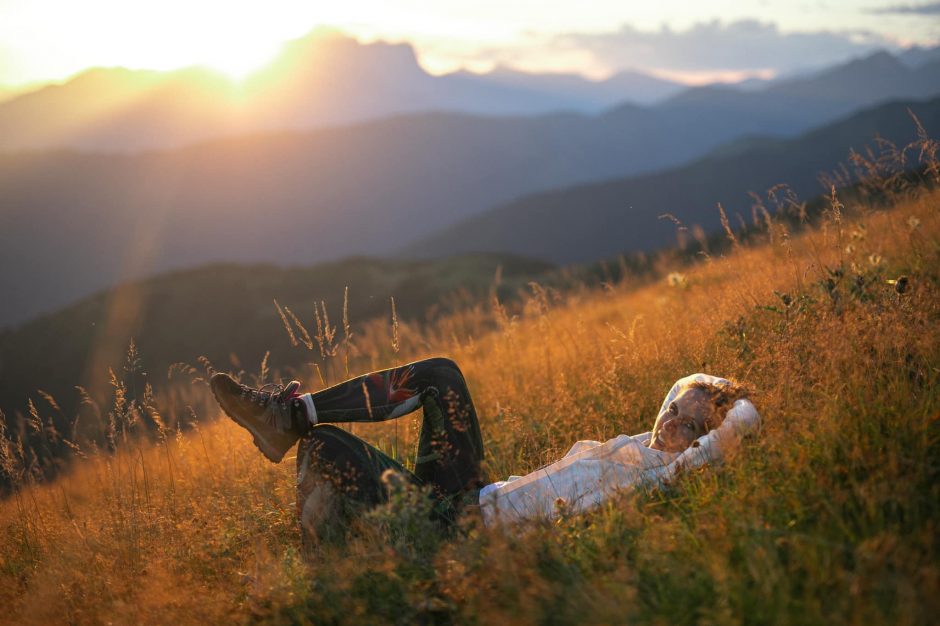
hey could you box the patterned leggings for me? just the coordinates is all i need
[295,357,485,527]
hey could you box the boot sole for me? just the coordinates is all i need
[210,383,287,463]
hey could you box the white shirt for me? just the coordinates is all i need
[479,374,761,526]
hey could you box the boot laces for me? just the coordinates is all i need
[240,383,296,429]
[239,382,290,403]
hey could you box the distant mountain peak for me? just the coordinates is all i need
[898,44,940,68]
[271,27,423,74]
[809,49,907,80]
[853,49,905,69]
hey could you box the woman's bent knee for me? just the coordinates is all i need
[419,356,462,375]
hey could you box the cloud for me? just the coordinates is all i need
[869,2,940,14]
[554,20,897,77]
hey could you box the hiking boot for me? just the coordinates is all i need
[210,373,305,463]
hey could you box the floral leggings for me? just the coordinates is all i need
[295,357,485,527]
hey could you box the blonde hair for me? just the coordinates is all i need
[688,380,750,431]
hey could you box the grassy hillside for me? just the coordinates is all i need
[0,169,937,622]
[409,97,940,264]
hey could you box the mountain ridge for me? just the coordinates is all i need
[0,254,554,421]
[404,96,940,265]
[0,29,682,152]
[2,51,939,328]
[2,35,935,153]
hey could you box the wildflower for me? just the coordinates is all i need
[868,254,884,268]
[908,216,921,232]
[667,272,688,289]
[845,244,855,255]
[850,226,866,241]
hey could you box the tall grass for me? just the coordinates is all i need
[1,139,939,624]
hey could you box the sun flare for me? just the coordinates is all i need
[0,0,353,84]
[189,37,285,81]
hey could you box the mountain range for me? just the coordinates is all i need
[653,51,940,138]
[408,97,940,264]
[0,29,684,153]
[1,29,937,153]
[0,32,940,327]
[1,39,939,328]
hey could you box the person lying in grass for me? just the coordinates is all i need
[210,358,759,539]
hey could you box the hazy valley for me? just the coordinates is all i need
[2,44,939,328]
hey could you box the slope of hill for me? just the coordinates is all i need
[0,181,936,624]
[0,66,240,153]
[0,108,845,329]
[0,86,20,104]
[0,254,552,421]
[648,51,940,138]
[898,43,940,67]
[0,108,700,328]
[407,97,940,264]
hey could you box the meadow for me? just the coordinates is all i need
[1,142,938,624]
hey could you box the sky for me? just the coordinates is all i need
[0,0,938,86]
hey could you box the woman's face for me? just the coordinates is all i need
[649,387,716,452]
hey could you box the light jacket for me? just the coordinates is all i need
[479,373,761,525]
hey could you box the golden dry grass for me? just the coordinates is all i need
[1,184,939,625]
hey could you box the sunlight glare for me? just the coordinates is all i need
[193,37,284,81]
[0,0,345,84]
